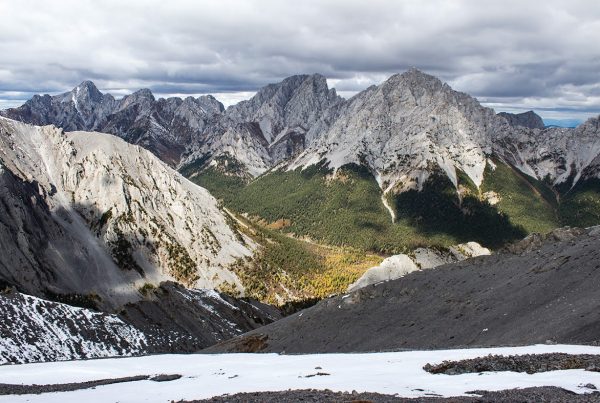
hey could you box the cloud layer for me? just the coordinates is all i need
[1,0,599,120]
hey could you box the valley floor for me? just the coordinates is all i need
[1,345,599,402]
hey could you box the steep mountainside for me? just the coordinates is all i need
[4,71,599,191]
[207,226,600,354]
[191,71,598,251]
[290,70,498,193]
[0,283,280,364]
[0,117,252,309]
[290,70,600,195]
[1,75,341,173]
[193,161,538,252]
[493,117,600,190]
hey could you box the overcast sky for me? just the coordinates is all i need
[1,0,599,123]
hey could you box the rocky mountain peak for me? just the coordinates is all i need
[116,88,156,112]
[228,73,334,120]
[6,71,600,193]
[128,88,155,101]
[175,73,344,177]
[224,73,341,148]
[290,68,498,192]
[399,68,443,84]
[196,94,225,114]
[498,110,545,129]
[71,80,104,104]
[384,69,478,109]
[384,69,447,94]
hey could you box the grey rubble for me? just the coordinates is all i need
[206,226,600,354]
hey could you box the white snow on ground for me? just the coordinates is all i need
[0,293,148,365]
[0,345,599,402]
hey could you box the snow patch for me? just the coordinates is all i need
[0,345,599,402]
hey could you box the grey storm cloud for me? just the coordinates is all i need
[0,0,599,119]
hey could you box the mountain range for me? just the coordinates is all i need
[2,69,600,364]
[5,70,599,194]
[3,69,600,287]
[3,69,600,285]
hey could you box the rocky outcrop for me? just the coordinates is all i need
[347,242,490,291]
[347,255,419,292]
[0,117,252,309]
[498,111,545,129]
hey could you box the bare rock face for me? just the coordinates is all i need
[4,71,600,195]
[179,74,343,176]
[2,76,342,177]
[498,111,545,129]
[289,70,600,195]
[289,70,600,196]
[290,69,501,193]
[0,117,252,308]
[493,116,600,188]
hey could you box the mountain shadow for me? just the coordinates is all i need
[393,172,527,249]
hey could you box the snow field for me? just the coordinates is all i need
[0,344,599,402]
